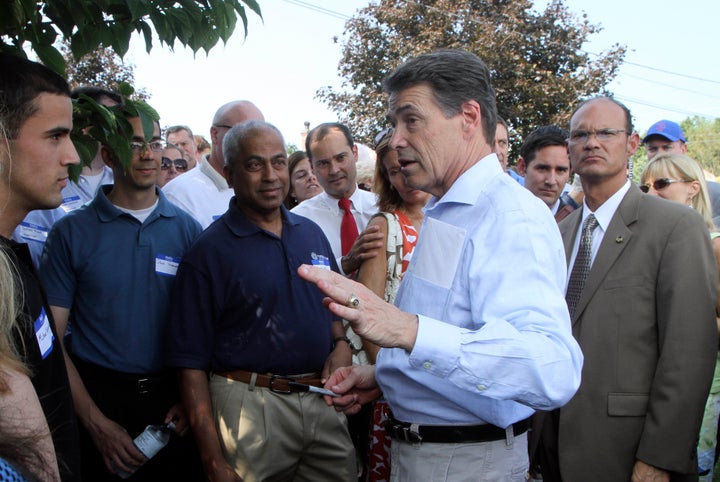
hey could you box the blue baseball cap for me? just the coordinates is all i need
[642,120,686,143]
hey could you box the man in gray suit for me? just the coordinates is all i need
[537,96,718,481]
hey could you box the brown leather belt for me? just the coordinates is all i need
[214,369,323,394]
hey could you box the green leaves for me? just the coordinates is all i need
[319,0,626,156]
[70,84,160,181]
[0,0,263,75]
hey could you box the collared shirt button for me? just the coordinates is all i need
[477,384,487,391]
[422,361,432,370]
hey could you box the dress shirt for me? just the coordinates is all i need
[291,188,378,272]
[163,159,233,229]
[376,153,583,427]
[566,180,631,278]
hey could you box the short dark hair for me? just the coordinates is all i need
[71,86,122,105]
[0,53,71,139]
[571,96,634,134]
[519,125,568,166]
[223,120,285,169]
[305,123,354,162]
[383,49,498,146]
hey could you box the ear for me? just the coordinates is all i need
[688,180,701,201]
[223,165,234,188]
[100,146,116,169]
[626,131,641,158]
[460,99,482,134]
[352,144,358,162]
[517,157,527,176]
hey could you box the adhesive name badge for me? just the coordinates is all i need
[34,307,54,359]
[61,195,83,212]
[310,252,331,270]
[155,254,180,277]
[18,221,49,243]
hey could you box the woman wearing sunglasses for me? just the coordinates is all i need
[641,153,720,481]
[158,144,190,188]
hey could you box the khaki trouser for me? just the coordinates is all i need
[210,373,356,482]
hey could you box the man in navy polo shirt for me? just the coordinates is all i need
[166,120,355,482]
[40,111,203,481]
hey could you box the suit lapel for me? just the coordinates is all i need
[559,209,582,269]
[570,187,641,324]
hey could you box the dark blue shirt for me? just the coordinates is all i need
[40,186,202,372]
[165,199,338,374]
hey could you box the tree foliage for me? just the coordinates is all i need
[0,0,262,75]
[61,41,149,101]
[0,0,261,177]
[318,0,626,158]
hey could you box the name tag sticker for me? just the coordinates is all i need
[155,254,180,277]
[61,195,83,212]
[34,308,54,359]
[311,252,331,270]
[18,221,49,243]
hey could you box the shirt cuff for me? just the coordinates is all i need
[408,314,460,378]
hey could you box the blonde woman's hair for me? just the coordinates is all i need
[0,247,25,392]
[640,153,715,231]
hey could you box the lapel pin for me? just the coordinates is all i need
[615,236,623,243]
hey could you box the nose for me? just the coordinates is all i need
[63,137,81,166]
[389,127,406,150]
[261,162,279,181]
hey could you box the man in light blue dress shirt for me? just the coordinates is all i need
[299,49,583,481]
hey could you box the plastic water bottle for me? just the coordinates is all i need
[116,420,175,479]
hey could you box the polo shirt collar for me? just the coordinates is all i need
[95,185,175,223]
[223,198,299,238]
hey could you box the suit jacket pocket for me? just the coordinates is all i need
[607,392,649,416]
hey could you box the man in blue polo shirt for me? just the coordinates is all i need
[165,120,355,482]
[40,111,203,481]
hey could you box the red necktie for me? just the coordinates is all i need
[339,198,359,256]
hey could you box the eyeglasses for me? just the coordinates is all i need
[161,157,189,171]
[130,140,164,153]
[639,178,692,193]
[373,127,394,149]
[568,128,630,144]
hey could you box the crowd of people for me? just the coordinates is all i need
[1,46,719,482]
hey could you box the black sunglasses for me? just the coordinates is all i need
[161,157,188,171]
[639,178,691,193]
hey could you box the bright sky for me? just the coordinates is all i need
[127,0,720,151]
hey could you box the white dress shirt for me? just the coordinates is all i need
[291,188,378,272]
[163,158,233,229]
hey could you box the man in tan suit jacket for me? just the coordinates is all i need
[536,96,718,482]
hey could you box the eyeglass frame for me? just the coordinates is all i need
[161,157,189,171]
[639,178,692,193]
[568,128,631,144]
[129,140,164,153]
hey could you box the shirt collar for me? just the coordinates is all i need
[581,179,631,232]
[200,158,229,190]
[95,185,174,223]
[425,153,502,211]
[223,198,298,238]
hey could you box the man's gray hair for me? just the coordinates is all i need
[223,120,285,168]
